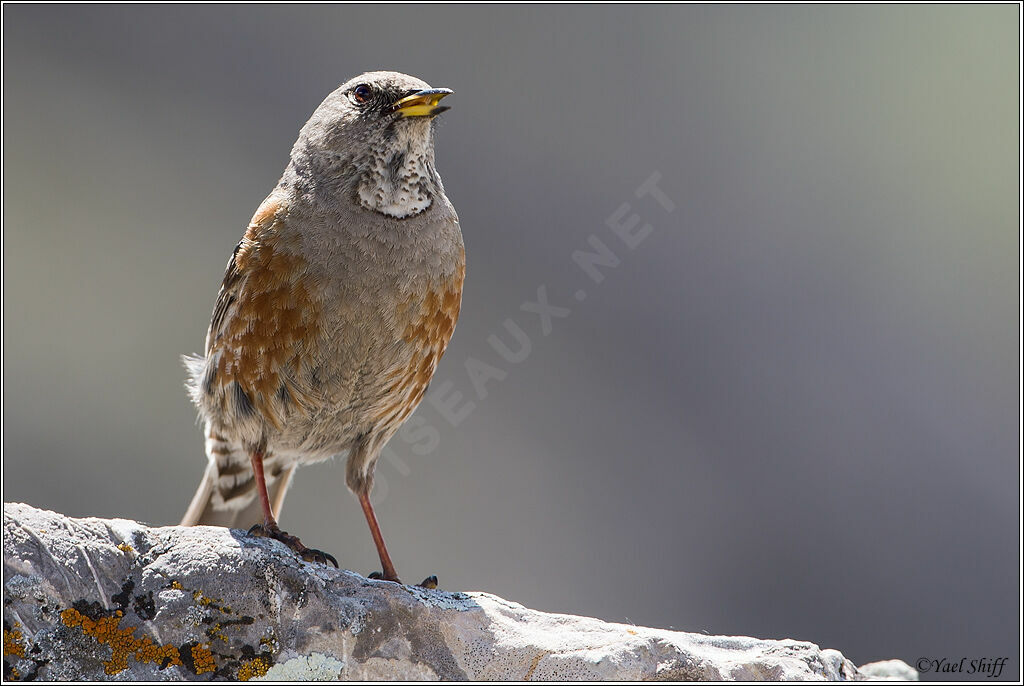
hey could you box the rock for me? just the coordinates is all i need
[2,503,915,681]
[857,660,921,681]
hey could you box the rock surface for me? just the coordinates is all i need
[3,503,915,681]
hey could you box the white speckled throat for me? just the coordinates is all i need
[356,121,440,219]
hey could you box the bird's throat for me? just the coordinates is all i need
[357,132,438,219]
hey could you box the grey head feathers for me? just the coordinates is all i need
[282,71,452,218]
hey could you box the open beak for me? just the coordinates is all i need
[392,88,453,118]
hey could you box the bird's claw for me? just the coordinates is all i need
[246,523,338,567]
[246,523,269,538]
[301,548,339,567]
[367,571,438,589]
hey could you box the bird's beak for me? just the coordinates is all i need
[392,88,453,118]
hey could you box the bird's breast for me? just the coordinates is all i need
[295,212,464,436]
[365,253,465,429]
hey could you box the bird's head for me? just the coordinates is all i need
[309,71,451,146]
[286,71,453,217]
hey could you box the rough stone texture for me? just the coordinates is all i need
[3,504,915,681]
[858,660,920,681]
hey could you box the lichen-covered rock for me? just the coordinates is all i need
[2,503,914,681]
[858,660,921,681]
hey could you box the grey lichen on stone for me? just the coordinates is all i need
[2,503,916,681]
[255,653,346,681]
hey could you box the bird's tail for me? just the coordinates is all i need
[180,428,296,528]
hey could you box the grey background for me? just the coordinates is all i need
[3,5,1019,679]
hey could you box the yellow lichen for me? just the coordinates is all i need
[117,543,134,554]
[56,589,268,678]
[191,644,216,675]
[209,622,229,644]
[238,657,271,681]
[3,626,26,657]
[60,607,183,675]
[10,667,20,679]
[192,591,215,606]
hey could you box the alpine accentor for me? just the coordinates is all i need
[180,71,463,586]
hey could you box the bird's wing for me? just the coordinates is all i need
[202,194,321,429]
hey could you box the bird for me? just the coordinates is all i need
[180,71,463,587]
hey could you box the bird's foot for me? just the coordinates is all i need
[367,571,438,589]
[247,523,338,567]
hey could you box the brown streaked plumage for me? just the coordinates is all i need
[374,256,465,427]
[207,199,321,429]
[181,71,463,587]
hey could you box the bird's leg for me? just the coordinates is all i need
[250,449,278,528]
[358,490,401,582]
[358,491,439,589]
[246,449,337,567]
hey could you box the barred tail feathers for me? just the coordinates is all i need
[180,429,296,528]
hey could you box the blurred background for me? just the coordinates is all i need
[3,5,1019,679]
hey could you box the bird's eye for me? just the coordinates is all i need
[352,84,373,104]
